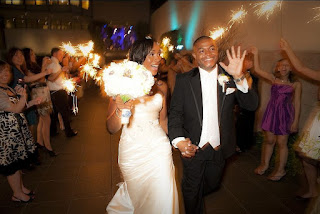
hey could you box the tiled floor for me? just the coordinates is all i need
[0,85,313,214]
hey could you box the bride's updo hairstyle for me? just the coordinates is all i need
[129,38,155,65]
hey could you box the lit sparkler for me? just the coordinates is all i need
[90,53,101,68]
[62,78,77,94]
[162,37,171,46]
[210,27,227,40]
[168,45,174,52]
[228,5,248,26]
[81,63,97,80]
[252,1,282,20]
[61,42,77,56]
[308,7,320,23]
[78,40,94,57]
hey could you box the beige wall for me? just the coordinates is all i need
[4,29,92,55]
[151,1,320,131]
[92,1,150,25]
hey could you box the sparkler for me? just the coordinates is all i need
[61,42,77,56]
[252,1,282,20]
[81,63,97,81]
[62,78,79,114]
[78,40,94,57]
[168,45,174,52]
[62,78,77,94]
[210,27,227,40]
[162,37,171,46]
[228,5,248,26]
[308,7,320,23]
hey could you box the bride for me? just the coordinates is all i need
[106,38,179,214]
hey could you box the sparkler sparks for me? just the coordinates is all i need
[308,7,320,23]
[252,1,282,20]
[78,40,94,57]
[61,42,77,56]
[162,37,171,46]
[228,5,248,26]
[62,78,77,94]
[210,27,227,40]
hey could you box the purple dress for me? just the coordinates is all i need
[261,84,294,135]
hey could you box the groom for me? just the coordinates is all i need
[168,36,259,214]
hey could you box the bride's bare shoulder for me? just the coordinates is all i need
[156,80,168,98]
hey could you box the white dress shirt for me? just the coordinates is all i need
[47,57,64,91]
[171,66,249,148]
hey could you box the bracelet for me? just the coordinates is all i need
[115,108,122,119]
[233,75,245,83]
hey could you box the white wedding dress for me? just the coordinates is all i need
[107,93,179,214]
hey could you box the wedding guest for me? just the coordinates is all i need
[47,48,78,138]
[106,38,178,213]
[0,61,41,202]
[280,38,320,200]
[235,53,259,152]
[7,48,51,139]
[23,48,56,157]
[252,46,301,181]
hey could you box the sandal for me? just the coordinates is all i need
[11,195,33,203]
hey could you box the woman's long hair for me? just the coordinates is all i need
[128,38,154,65]
[7,47,28,75]
[23,48,41,74]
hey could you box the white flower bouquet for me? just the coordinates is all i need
[102,60,155,124]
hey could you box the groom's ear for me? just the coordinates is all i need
[192,52,196,60]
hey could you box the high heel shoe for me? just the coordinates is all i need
[25,190,35,196]
[11,195,33,203]
[35,143,44,149]
[47,149,57,157]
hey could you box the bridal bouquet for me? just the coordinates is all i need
[102,60,155,124]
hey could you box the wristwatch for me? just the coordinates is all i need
[233,75,245,83]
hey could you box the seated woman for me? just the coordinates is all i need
[0,61,41,202]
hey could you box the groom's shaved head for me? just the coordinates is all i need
[193,36,215,48]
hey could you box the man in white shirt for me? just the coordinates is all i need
[47,48,77,138]
[168,36,259,214]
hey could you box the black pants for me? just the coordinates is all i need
[181,145,225,214]
[50,90,74,136]
[236,109,256,151]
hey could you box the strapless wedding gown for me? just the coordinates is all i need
[107,93,179,214]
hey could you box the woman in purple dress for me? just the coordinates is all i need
[251,47,301,181]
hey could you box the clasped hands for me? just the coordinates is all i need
[176,138,199,158]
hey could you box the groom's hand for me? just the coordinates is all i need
[177,138,198,158]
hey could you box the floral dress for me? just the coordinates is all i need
[0,86,37,176]
[295,101,320,160]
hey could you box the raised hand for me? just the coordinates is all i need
[280,38,290,51]
[219,46,247,79]
[249,46,258,55]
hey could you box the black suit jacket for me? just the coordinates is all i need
[168,66,259,159]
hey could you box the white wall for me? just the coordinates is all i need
[151,1,320,131]
[4,29,92,55]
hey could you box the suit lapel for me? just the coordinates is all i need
[189,68,203,127]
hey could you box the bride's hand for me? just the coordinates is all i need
[115,95,134,110]
[176,138,198,158]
